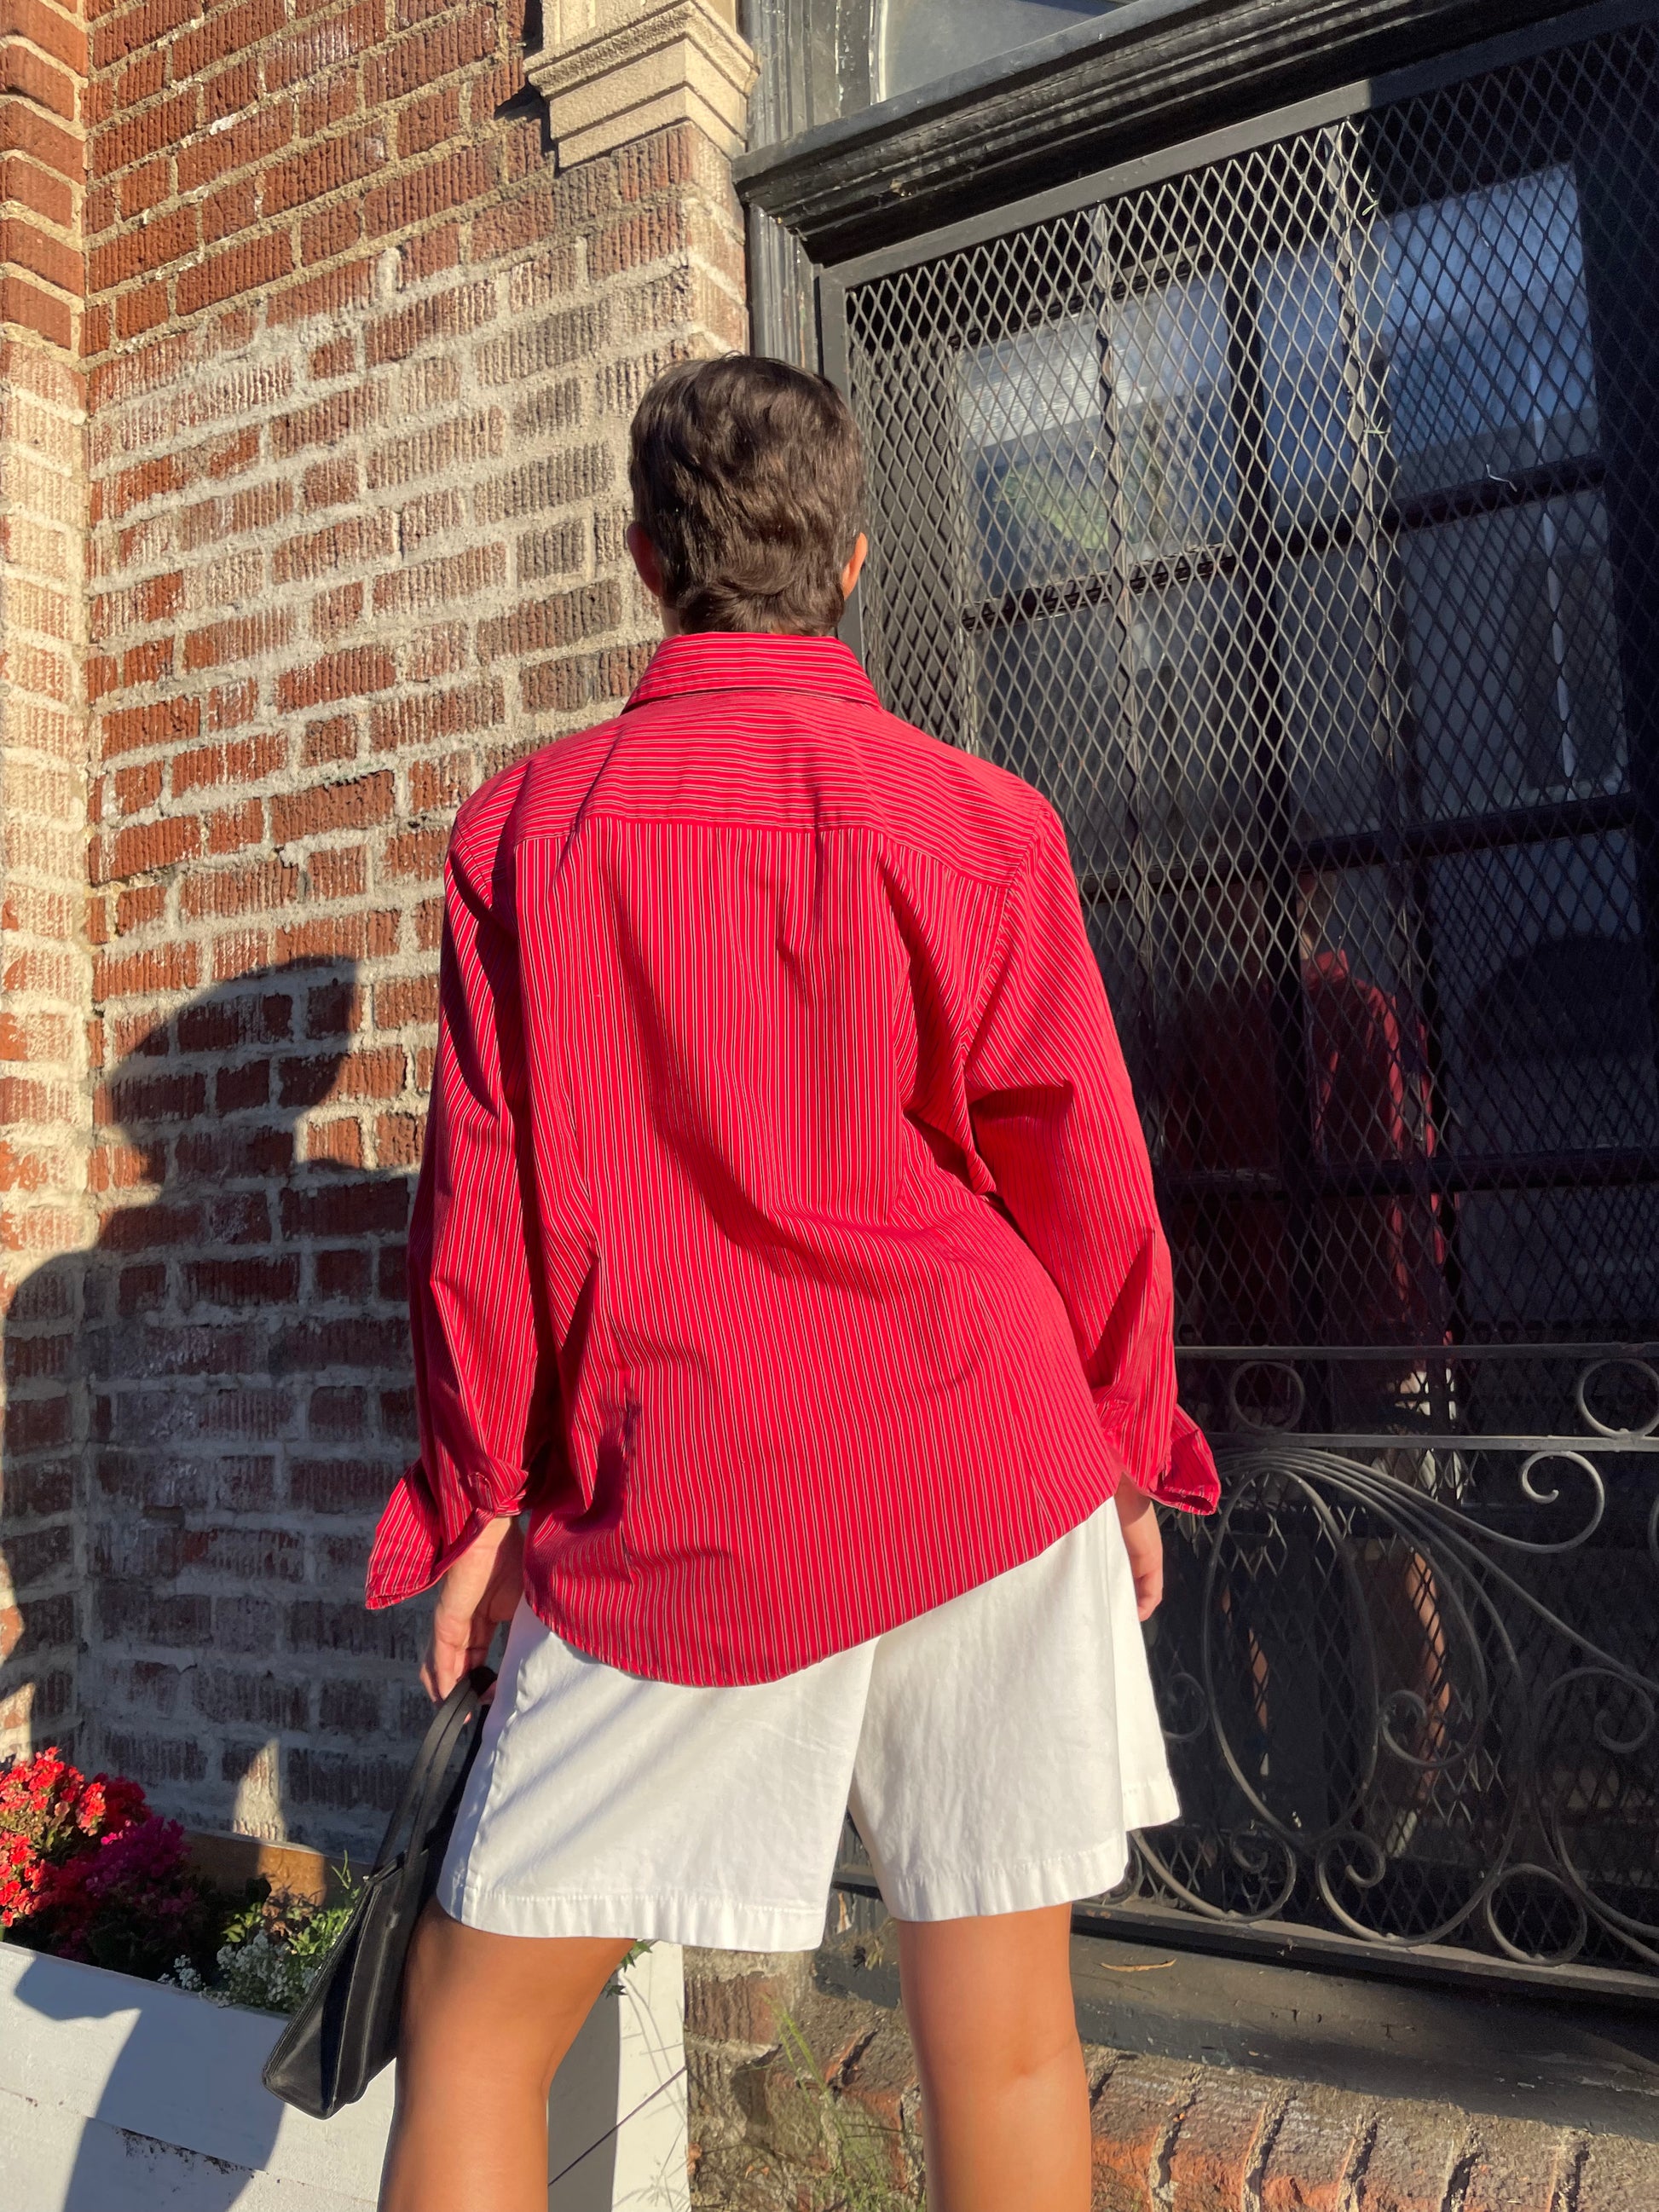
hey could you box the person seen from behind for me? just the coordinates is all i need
[367,354,1220,2212]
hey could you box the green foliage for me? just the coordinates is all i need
[605,1937,656,1996]
[165,1866,362,2017]
[776,2012,916,2212]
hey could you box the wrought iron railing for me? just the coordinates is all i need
[822,5,1659,1990]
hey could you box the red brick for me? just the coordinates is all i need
[269,771,393,843]
[206,799,263,853]
[411,756,471,818]
[363,143,491,239]
[303,456,356,508]
[479,579,621,663]
[365,277,492,365]
[1,0,87,80]
[1259,2089,1373,2212]
[303,1117,363,1167]
[308,844,365,901]
[103,813,199,880]
[0,213,79,296]
[1090,2060,1199,2212]
[372,543,501,614]
[1461,2122,1576,2212]
[0,38,78,124]
[263,127,389,216]
[1166,2073,1286,2212]
[203,426,261,482]
[0,270,71,345]
[204,680,257,731]
[397,82,460,160]
[363,9,492,106]
[301,713,356,765]
[113,760,162,815]
[266,0,381,92]
[181,859,299,920]
[373,974,436,1029]
[115,884,165,933]
[171,0,286,81]
[176,230,294,318]
[92,0,196,68]
[1577,2136,1659,2212]
[276,910,397,964]
[200,54,257,124]
[381,826,443,880]
[94,940,199,1000]
[180,480,292,551]
[202,174,258,247]
[295,66,358,137]
[182,609,292,671]
[375,1111,422,1165]
[311,580,363,638]
[275,649,395,713]
[269,382,385,459]
[0,97,78,185]
[101,695,200,758]
[271,511,394,583]
[309,334,356,379]
[369,679,500,750]
[2,150,75,228]
[394,219,458,284]
[93,88,199,179]
[176,101,292,193]
[300,195,361,264]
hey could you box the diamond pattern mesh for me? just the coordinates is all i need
[836,20,1659,1981]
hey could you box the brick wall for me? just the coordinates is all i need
[3,0,748,1847]
[685,1945,1659,2212]
[0,0,88,1768]
[0,333,90,1770]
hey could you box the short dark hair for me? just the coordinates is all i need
[628,355,865,635]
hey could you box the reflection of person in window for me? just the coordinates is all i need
[1165,873,1457,1848]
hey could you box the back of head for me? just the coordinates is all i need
[628,355,866,636]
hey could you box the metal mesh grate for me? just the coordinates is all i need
[837,17,1659,1985]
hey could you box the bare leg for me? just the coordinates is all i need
[895,1903,1089,2212]
[379,1902,633,2212]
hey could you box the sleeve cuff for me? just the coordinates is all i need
[364,1462,517,1609]
[1140,1406,1221,1514]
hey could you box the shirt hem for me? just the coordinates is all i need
[514,1468,1122,1685]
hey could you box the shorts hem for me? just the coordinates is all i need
[445,1875,830,1954]
[876,1835,1130,1921]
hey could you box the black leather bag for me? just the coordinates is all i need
[261,1666,494,2119]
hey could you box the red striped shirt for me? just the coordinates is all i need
[366,632,1218,1684]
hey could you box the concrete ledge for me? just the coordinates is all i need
[682,1932,1659,2210]
[528,0,757,168]
[0,1939,690,2210]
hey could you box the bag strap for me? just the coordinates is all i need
[373,1666,494,1873]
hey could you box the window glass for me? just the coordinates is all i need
[877,0,1117,101]
[1379,167,1598,498]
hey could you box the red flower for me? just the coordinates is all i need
[0,1748,188,1960]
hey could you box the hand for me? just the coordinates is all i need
[422,1516,524,1701]
[1114,1478,1164,1621]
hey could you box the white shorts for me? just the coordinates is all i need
[439,1499,1177,1951]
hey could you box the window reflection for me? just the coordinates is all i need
[923,135,1645,1345]
[877,0,1117,101]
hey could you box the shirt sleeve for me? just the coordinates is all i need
[365,827,556,1608]
[964,811,1219,1514]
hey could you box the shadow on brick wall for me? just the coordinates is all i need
[3,956,427,1855]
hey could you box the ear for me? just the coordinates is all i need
[627,521,667,604]
[840,532,869,604]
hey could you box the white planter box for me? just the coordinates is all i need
[0,1939,689,2211]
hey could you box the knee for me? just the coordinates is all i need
[909,1992,1083,2098]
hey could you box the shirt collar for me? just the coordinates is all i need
[626,631,880,712]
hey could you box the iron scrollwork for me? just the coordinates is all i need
[1121,1350,1659,1981]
